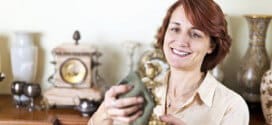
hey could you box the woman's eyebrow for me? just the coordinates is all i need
[169,21,181,26]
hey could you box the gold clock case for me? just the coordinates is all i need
[60,58,88,85]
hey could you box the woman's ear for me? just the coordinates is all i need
[207,41,216,54]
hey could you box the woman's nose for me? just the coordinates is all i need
[175,32,190,46]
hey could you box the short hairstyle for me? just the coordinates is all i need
[156,0,231,72]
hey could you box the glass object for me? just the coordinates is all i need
[118,42,155,125]
[10,32,38,83]
[237,15,271,103]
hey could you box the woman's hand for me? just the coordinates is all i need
[160,114,186,125]
[91,84,144,125]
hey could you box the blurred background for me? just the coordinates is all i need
[0,0,272,94]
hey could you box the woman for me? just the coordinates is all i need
[89,0,249,125]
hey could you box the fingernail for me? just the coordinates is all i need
[128,85,134,89]
[139,111,143,115]
[137,97,144,103]
[138,104,143,108]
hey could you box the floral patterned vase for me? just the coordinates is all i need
[261,64,272,124]
[237,15,271,103]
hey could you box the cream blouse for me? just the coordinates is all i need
[152,71,249,125]
[89,71,249,125]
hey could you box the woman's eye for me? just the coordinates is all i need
[170,27,180,33]
[191,32,202,38]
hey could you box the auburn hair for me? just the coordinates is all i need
[156,0,231,72]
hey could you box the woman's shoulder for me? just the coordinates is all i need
[212,77,248,113]
[210,76,249,124]
[203,73,246,105]
[215,80,245,104]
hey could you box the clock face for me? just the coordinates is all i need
[60,58,88,85]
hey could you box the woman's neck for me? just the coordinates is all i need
[168,67,204,98]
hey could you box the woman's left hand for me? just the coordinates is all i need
[160,114,186,125]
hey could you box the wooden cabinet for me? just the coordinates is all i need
[249,104,266,125]
[0,95,89,125]
[0,94,267,125]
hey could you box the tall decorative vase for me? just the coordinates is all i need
[261,61,272,125]
[237,15,271,103]
[10,32,38,83]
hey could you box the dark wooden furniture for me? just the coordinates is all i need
[249,103,266,125]
[0,95,89,125]
[0,94,267,125]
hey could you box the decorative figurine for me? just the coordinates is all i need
[118,71,155,125]
[118,42,155,125]
[138,42,169,125]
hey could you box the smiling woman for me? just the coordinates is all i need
[89,0,249,125]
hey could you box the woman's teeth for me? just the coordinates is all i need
[172,49,190,56]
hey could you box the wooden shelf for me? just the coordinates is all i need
[0,95,89,125]
[0,94,266,125]
[248,102,266,125]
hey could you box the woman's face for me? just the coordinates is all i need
[163,5,213,71]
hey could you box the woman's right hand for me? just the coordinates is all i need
[91,84,144,125]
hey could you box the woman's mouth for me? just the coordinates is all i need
[172,48,191,57]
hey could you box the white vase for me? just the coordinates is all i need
[10,32,38,83]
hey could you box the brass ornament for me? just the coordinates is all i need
[138,42,169,125]
[60,58,87,85]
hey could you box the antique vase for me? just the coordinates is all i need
[10,32,38,83]
[237,15,271,103]
[261,61,272,125]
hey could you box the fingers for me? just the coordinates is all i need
[102,85,144,123]
[112,110,143,123]
[160,114,185,125]
[105,85,133,98]
[112,96,144,108]
[104,84,144,108]
[107,104,143,116]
